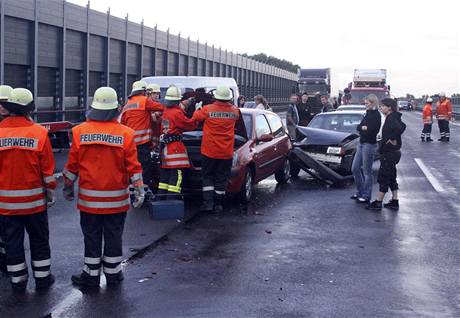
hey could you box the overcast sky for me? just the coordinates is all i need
[70,0,459,97]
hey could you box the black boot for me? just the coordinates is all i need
[438,137,445,141]
[36,274,55,290]
[71,272,100,288]
[445,137,450,142]
[200,191,214,212]
[214,194,225,214]
[106,272,124,287]
[426,137,433,142]
[421,136,425,142]
[383,199,399,210]
[11,280,28,292]
[366,200,382,211]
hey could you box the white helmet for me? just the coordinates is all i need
[91,87,118,110]
[439,92,446,97]
[131,80,148,94]
[164,85,182,101]
[426,97,433,103]
[213,85,232,101]
[2,88,35,114]
[0,85,13,101]
[146,83,161,93]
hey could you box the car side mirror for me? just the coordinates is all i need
[258,134,274,143]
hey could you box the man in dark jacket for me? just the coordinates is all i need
[367,98,406,211]
[297,93,314,126]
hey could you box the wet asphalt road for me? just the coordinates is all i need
[0,111,459,317]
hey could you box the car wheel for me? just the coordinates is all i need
[289,160,301,178]
[240,168,254,203]
[275,159,290,184]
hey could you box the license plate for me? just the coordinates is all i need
[306,152,342,164]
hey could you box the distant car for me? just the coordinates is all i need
[183,108,292,202]
[290,110,378,185]
[397,100,412,111]
[337,105,366,112]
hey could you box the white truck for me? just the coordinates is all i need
[348,69,390,104]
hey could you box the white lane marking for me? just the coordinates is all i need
[414,158,445,193]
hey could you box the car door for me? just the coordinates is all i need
[252,114,277,181]
[265,113,290,173]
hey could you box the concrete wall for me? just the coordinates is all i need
[0,0,297,122]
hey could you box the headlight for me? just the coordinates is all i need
[327,146,344,155]
[232,153,239,167]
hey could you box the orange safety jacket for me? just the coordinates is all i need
[192,101,240,160]
[436,99,453,120]
[422,104,433,124]
[120,94,164,146]
[63,119,143,214]
[160,105,198,169]
[0,116,56,215]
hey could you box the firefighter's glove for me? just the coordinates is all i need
[63,176,75,201]
[46,188,57,208]
[133,185,145,209]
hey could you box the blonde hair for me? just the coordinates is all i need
[365,94,379,110]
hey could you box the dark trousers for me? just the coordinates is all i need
[202,155,232,196]
[158,168,183,198]
[421,123,432,139]
[80,211,126,280]
[0,211,51,285]
[137,143,154,189]
[0,218,6,273]
[438,119,450,139]
[377,151,401,193]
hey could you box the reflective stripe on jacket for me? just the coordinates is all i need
[160,105,197,169]
[436,99,453,120]
[0,117,56,215]
[64,119,142,214]
[422,104,433,124]
[192,101,240,159]
[120,94,164,145]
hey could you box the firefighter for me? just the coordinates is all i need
[421,97,433,142]
[158,85,197,199]
[192,86,240,213]
[0,88,57,291]
[0,85,13,276]
[63,87,144,288]
[120,80,164,191]
[146,83,163,150]
[436,92,453,142]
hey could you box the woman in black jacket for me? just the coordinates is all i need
[367,98,406,211]
[351,94,381,204]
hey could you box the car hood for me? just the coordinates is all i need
[295,127,358,146]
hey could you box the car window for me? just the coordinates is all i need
[243,114,253,139]
[266,113,285,138]
[255,115,271,138]
[308,113,364,134]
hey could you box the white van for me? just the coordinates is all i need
[141,76,240,106]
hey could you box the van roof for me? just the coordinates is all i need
[141,76,237,89]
